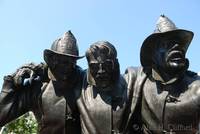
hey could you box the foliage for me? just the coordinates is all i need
[1,112,38,134]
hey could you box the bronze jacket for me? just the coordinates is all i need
[0,66,84,134]
[141,71,200,134]
[125,67,200,134]
[76,67,142,134]
[123,67,147,134]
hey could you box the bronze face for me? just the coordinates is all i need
[152,39,187,75]
[86,41,119,88]
[43,31,83,82]
[50,54,76,81]
[89,53,114,88]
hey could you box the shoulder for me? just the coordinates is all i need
[123,66,146,84]
[185,72,200,107]
[124,66,146,77]
[124,66,140,75]
[186,70,200,89]
[124,66,139,80]
[188,76,200,92]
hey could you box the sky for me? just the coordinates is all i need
[0,0,200,85]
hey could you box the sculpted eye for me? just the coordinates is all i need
[89,63,99,70]
[163,41,169,49]
[104,61,113,67]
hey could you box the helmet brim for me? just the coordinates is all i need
[43,49,84,64]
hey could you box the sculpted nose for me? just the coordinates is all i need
[169,43,182,52]
[97,64,105,74]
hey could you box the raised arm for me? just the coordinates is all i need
[0,63,46,127]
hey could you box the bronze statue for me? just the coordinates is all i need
[76,41,136,134]
[1,15,199,134]
[128,15,200,134]
[0,31,84,134]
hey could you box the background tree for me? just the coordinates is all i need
[0,112,37,134]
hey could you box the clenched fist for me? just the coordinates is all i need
[12,66,35,87]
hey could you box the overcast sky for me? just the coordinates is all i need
[0,0,200,85]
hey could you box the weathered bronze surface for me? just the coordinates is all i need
[76,41,136,134]
[0,31,84,134]
[128,15,200,134]
[0,15,200,134]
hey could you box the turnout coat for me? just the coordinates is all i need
[126,67,200,134]
[0,65,84,134]
[77,67,145,134]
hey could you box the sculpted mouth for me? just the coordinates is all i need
[96,76,108,80]
[96,75,110,80]
[167,50,184,62]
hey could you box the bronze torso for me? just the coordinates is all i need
[77,73,129,134]
[37,80,81,134]
[38,81,66,134]
[0,66,84,134]
[142,74,200,134]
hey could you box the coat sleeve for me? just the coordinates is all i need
[123,67,147,133]
[0,75,41,127]
[123,67,139,94]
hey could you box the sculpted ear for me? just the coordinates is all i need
[114,58,118,67]
[185,58,189,70]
